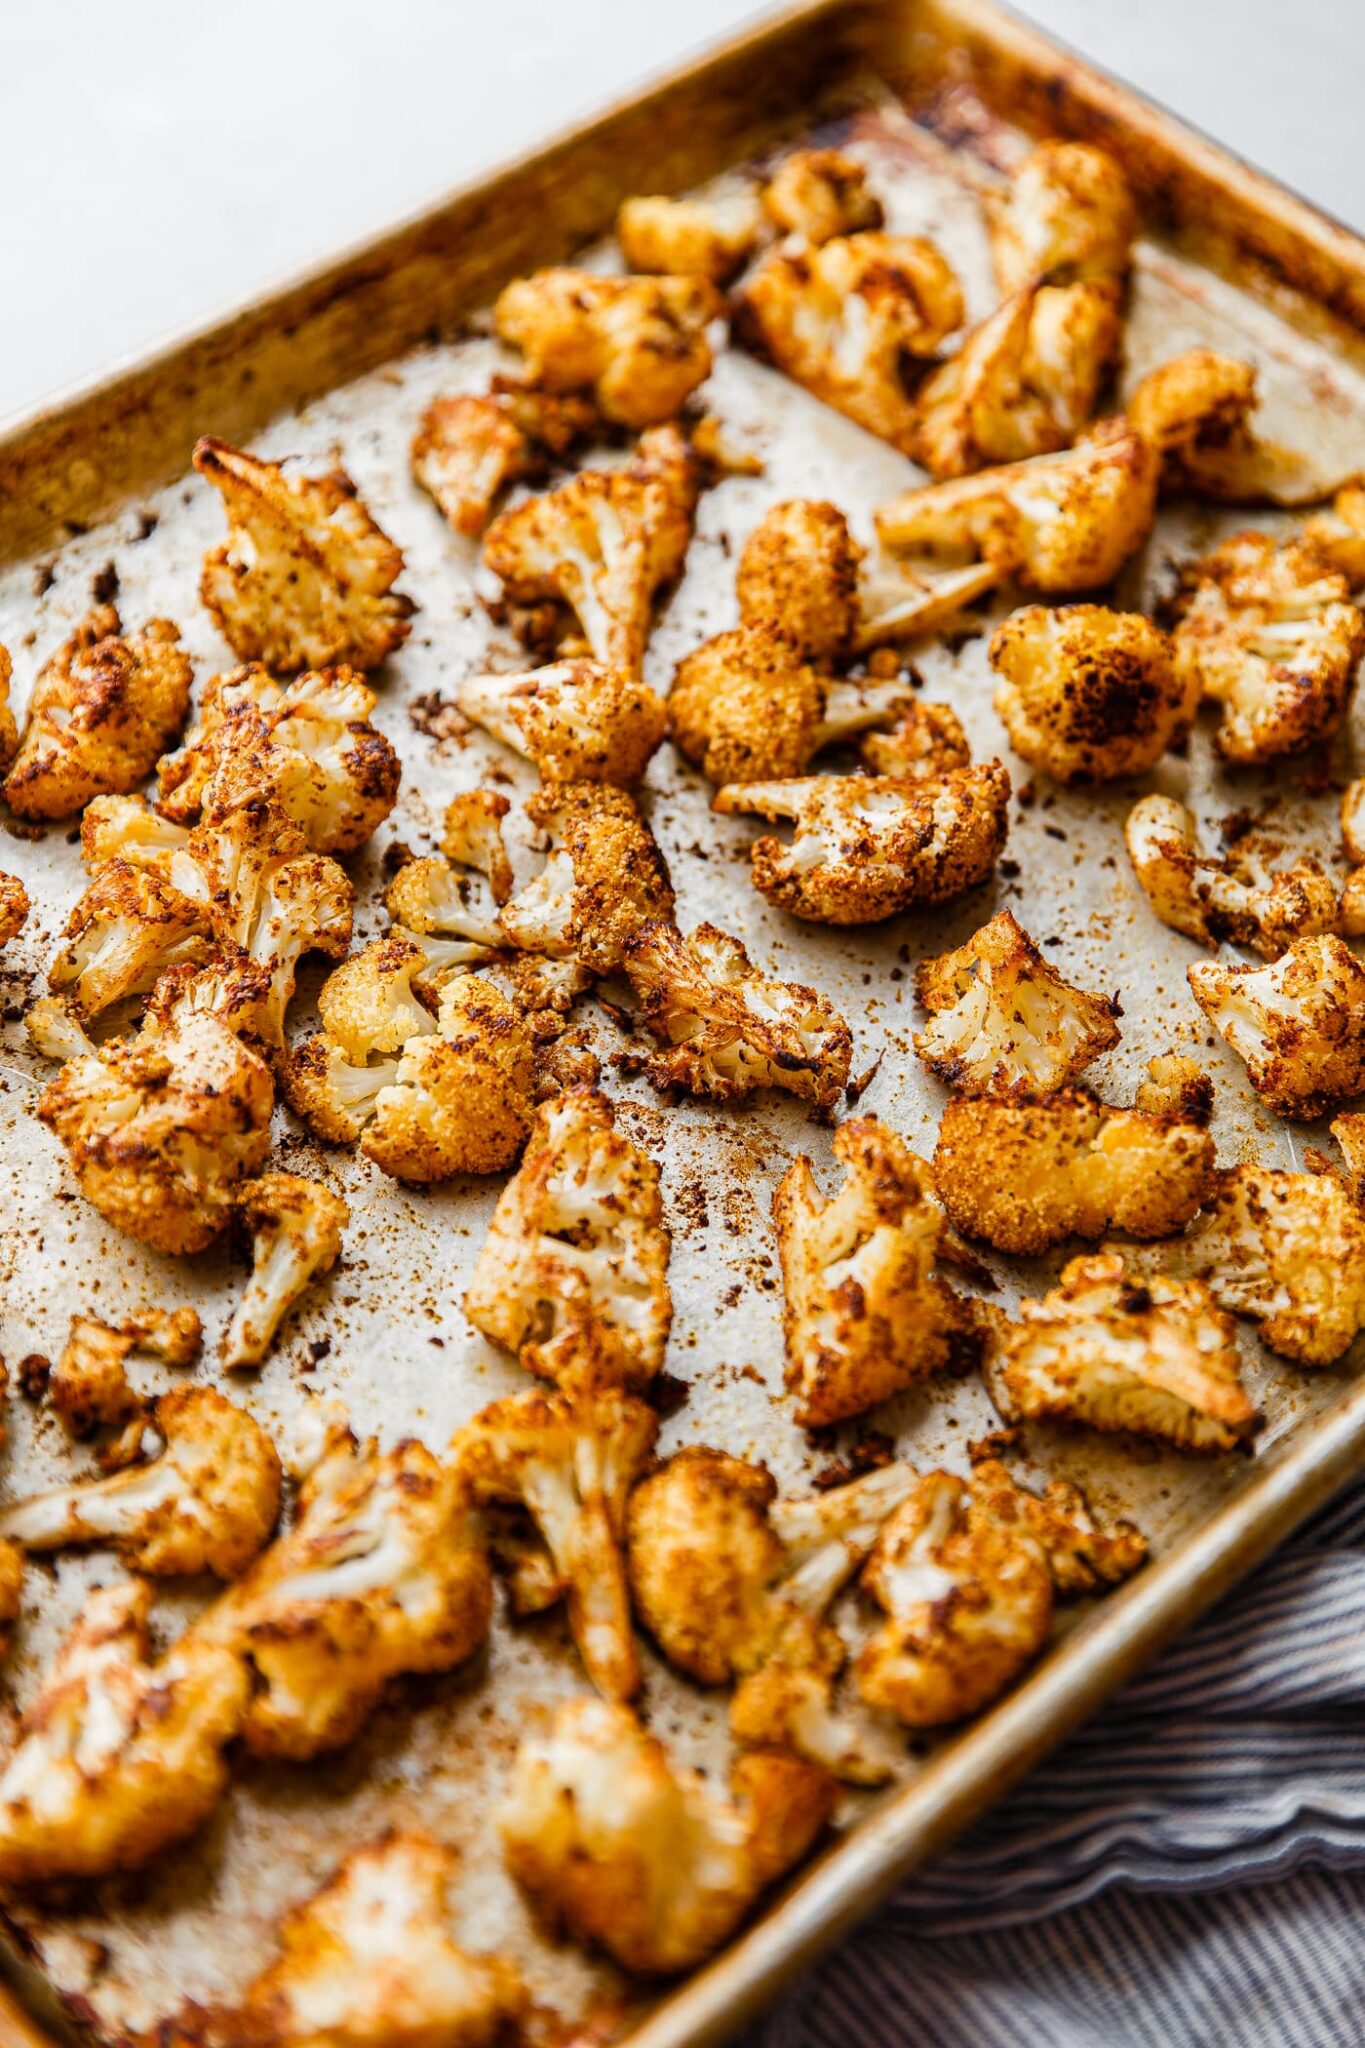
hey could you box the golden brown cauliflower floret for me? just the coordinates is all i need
[911,281,1122,478]
[628,1453,920,1782]
[860,698,971,779]
[762,148,884,244]
[1188,934,1365,1121]
[1174,530,1364,762]
[990,140,1137,295]
[1126,795,1343,958]
[0,643,16,770]
[668,621,913,787]
[412,380,597,539]
[36,960,276,1254]
[0,1579,247,1886]
[500,782,674,977]
[457,658,667,786]
[876,416,1158,594]
[494,269,721,427]
[4,607,192,821]
[932,1059,1215,1256]
[361,977,536,1183]
[736,498,864,662]
[465,1086,671,1389]
[856,1458,1145,1728]
[197,1408,492,1760]
[624,918,852,1109]
[454,1382,658,1701]
[1128,347,1330,505]
[47,1314,144,1438]
[990,604,1193,783]
[0,1386,281,1579]
[498,1695,835,1976]
[914,909,1121,1094]
[734,231,963,451]
[47,860,213,1019]
[223,1173,349,1370]
[317,935,438,1063]
[0,871,29,950]
[223,1833,525,2048]
[617,189,764,282]
[1304,481,1365,587]
[193,437,414,673]
[153,662,283,821]
[986,1252,1258,1452]
[1190,1163,1365,1367]
[181,667,402,853]
[0,1543,21,1660]
[774,1119,978,1428]
[714,762,1010,924]
[483,440,697,675]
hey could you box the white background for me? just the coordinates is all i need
[0,0,1360,424]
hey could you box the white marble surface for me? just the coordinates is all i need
[0,0,1359,425]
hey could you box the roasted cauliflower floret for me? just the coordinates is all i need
[0,1386,281,1578]
[224,1833,525,2048]
[412,381,596,539]
[624,919,852,1109]
[1126,795,1342,958]
[0,1580,247,1885]
[198,1411,492,1759]
[915,910,1121,1093]
[465,1087,671,1389]
[617,189,764,282]
[500,782,673,976]
[860,698,971,779]
[442,787,516,901]
[762,148,884,245]
[735,497,999,661]
[187,798,355,1044]
[360,977,536,1183]
[668,621,913,787]
[931,1060,1215,1255]
[1190,1163,1365,1366]
[498,1696,835,1975]
[47,860,212,1019]
[714,763,1010,924]
[186,666,402,853]
[876,416,1158,593]
[0,1543,21,1660]
[736,498,863,662]
[153,663,283,820]
[990,140,1137,295]
[774,1119,977,1427]
[36,961,276,1254]
[1188,934,1365,1120]
[454,1382,658,1701]
[0,871,28,950]
[484,446,696,675]
[856,1458,1145,1727]
[223,1173,349,1370]
[1304,481,1365,587]
[1174,530,1364,761]
[628,1452,919,1782]
[986,1252,1258,1452]
[457,658,667,786]
[317,935,439,1061]
[3,607,193,821]
[48,1314,144,1438]
[990,604,1192,782]
[194,437,415,673]
[734,231,963,451]
[1128,347,1331,505]
[494,269,721,427]
[911,281,1122,478]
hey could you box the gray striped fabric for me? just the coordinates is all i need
[759,1478,1365,2047]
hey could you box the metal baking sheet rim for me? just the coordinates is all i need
[3,2,1365,2042]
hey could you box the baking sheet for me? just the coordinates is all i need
[2,87,1365,2043]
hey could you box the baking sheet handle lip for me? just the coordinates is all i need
[622,1365,1365,2048]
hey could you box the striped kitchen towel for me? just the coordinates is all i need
[760,1478,1365,2048]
